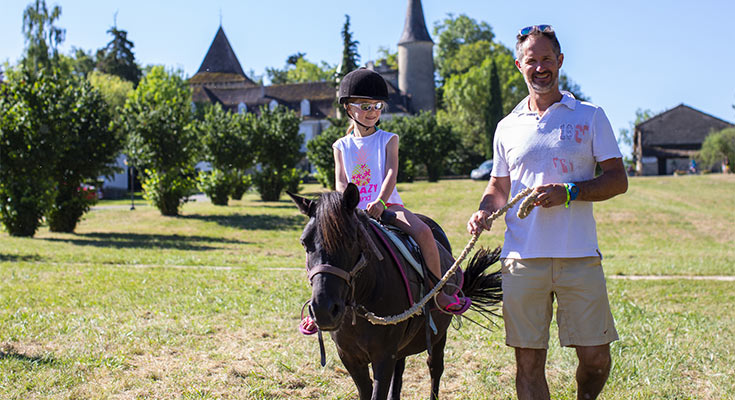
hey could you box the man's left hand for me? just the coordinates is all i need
[533,183,567,208]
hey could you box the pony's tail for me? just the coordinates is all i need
[462,247,503,319]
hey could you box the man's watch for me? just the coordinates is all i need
[567,182,579,201]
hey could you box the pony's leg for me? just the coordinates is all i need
[371,358,398,400]
[427,333,447,400]
[387,357,406,400]
[340,356,373,400]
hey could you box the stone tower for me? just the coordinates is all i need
[397,0,435,113]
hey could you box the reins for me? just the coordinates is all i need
[361,187,539,325]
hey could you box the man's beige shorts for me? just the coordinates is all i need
[501,257,619,349]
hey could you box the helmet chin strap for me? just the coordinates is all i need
[346,109,379,132]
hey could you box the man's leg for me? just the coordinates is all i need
[515,347,550,400]
[575,344,611,400]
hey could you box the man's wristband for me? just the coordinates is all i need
[378,198,386,208]
[564,182,579,208]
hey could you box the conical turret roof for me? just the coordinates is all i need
[197,26,246,76]
[398,0,433,45]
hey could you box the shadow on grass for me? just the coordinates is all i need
[183,213,304,230]
[40,232,249,251]
[0,254,43,262]
[0,346,57,366]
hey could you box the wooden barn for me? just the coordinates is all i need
[634,104,733,175]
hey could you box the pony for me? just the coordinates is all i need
[289,183,501,400]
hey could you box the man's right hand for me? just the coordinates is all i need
[467,210,492,235]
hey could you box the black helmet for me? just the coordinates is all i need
[338,68,389,104]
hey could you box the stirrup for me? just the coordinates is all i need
[434,284,471,316]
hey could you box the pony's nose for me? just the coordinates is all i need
[311,297,344,331]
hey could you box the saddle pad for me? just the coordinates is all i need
[368,219,424,280]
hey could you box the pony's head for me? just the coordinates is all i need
[289,183,365,331]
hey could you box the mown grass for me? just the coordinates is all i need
[1,174,733,399]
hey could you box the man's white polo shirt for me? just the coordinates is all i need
[491,92,622,259]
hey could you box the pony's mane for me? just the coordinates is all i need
[315,192,362,254]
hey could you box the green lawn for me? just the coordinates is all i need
[1,174,733,399]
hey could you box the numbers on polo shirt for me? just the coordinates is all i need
[553,157,574,174]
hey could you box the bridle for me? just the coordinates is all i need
[305,213,384,317]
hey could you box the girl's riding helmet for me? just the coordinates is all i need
[338,68,389,104]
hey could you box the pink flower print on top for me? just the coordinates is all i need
[351,146,372,186]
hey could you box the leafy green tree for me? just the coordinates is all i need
[266,53,335,84]
[121,66,198,216]
[697,128,735,171]
[486,59,504,159]
[88,70,134,112]
[618,108,654,168]
[375,46,398,70]
[96,26,142,86]
[0,68,57,236]
[252,105,304,201]
[338,15,360,79]
[559,72,589,102]
[381,112,458,182]
[197,103,255,205]
[46,76,119,232]
[21,0,65,73]
[306,119,348,189]
[433,14,494,83]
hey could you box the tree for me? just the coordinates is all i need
[306,118,348,189]
[433,14,494,83]
[381,112,458,182]
[0,68,57,236]
[96,26,142,86]
[197,104,255,205]
[252,105,304,201]
[266,53,335,84]
[88,70,134,112]
[697,128,735,172]
[21,0,65,73]
[375,46,398,70]
[121,66,198,216]
[46,75,119,232]
[559,72,589,102]
[486,59,504,159]
[618,108,654,168]
[338,15,360,79]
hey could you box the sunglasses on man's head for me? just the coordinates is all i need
[349,102,384,111]
[518,24,554,37]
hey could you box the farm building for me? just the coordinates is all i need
[634,104,734,175]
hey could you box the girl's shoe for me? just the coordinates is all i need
[436,292,472,315]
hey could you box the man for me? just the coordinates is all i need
[467,25,627,400]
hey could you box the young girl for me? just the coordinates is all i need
[298,69,470,335]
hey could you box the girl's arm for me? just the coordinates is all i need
[365,135,399,218]
[333,147,349,192]
[378,135,399,201]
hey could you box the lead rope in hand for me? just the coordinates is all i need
[362,187,538,325]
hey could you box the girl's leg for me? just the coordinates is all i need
[388,205,469,313]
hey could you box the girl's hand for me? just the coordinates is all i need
[366,199,385,219]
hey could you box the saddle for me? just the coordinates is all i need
[368,219,464,310]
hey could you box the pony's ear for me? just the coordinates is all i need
[287,191,314,216]
[343,183,360,211]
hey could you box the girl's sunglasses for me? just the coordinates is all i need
[349,102,385,111]
[518,24,554,37]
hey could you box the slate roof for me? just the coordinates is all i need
[193,26,255,85]
[398,0,433,45]
[192,80,409,119]
[637,104,733,147]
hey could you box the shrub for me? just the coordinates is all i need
[141,168,195,216]
[197,169,232,206]
[306,122,346,189]
[230,172,253,200]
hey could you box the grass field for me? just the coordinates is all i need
[1,174,733,399]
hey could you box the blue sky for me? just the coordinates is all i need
[2,0,734,157]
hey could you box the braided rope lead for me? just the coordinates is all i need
[363,186,536,325]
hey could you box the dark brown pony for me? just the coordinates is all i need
[289,183,501,400]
